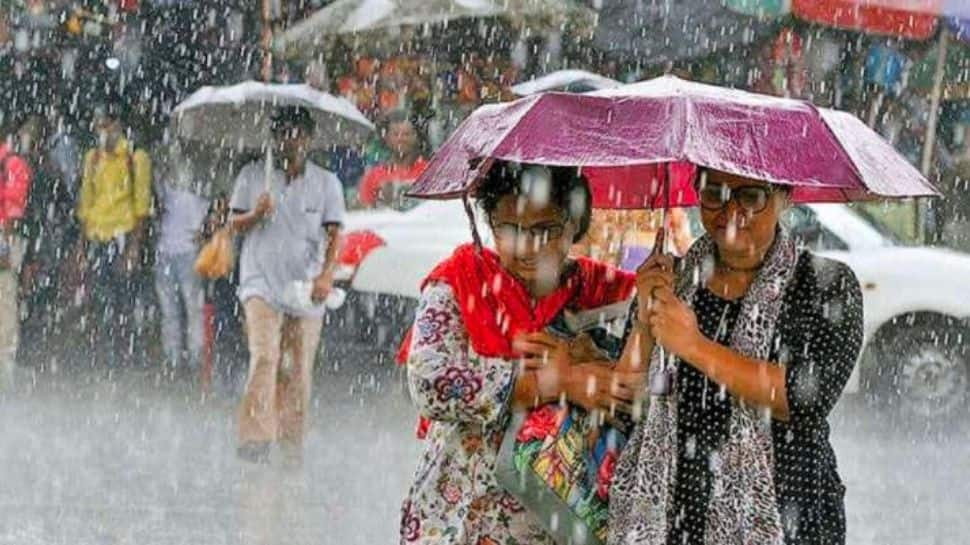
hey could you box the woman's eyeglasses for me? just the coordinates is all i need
[491,222,566,246]
[698,183,774,214]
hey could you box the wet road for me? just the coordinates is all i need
[0,357,967,545]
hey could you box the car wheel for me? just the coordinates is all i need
[866,325,969,422]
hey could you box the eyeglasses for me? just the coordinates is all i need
[698,183,775,214]
[491,221,566,246]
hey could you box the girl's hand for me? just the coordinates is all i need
[514,332,573,401]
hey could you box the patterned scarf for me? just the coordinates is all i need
[609,230,798,545]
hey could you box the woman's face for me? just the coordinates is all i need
[698,170,788,259]
[490,193,577,292]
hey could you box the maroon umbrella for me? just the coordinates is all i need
[408,76,939,209]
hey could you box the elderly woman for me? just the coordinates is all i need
[398,162,640,545]
[609,170,864,545]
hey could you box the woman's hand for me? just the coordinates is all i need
[568,333,604,363]
[635,230,675,323]
[648,288,705,362]
[563,364,646,414]
[514,332,573,401]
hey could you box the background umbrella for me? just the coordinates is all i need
[172,81,374,152]
[408,76,939,209]
[510,69,622,96]
[592,0,780,67]
[278,0,593,55]
[791,0,939,40]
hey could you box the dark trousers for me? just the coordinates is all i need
[83,238,142,367]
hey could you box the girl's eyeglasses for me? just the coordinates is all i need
[491,222,566,246]
[698,183,775,214]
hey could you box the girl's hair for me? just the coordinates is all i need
[475,161,593,243]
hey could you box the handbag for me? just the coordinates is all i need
[194,227,234,279]
[495,301,633,545]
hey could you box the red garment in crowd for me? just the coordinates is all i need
[396,243,636,437]
[357,158,429,207]
[0,144,33,226]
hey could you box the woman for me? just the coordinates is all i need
[398,162,642,545]
[609,170,864,545]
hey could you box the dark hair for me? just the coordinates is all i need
[475,161,593,243]
[381,109,414,129]
[271,106,315,135]
[94,92,129,122]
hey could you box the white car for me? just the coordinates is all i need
[335,201,970,421]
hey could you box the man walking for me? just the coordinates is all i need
[230,106,344,465]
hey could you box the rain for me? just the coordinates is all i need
[1,1,970,545]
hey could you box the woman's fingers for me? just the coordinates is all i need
[636,256,675,278]
[520,358,546,370]
[515,331,565,349]
[513,339,554,357]
[652,287,679,304]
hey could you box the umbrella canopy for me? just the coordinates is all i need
[510,70,622,96]
[171,81,374,150]
[280,0,591,52]
[790,0,939,40]
[407,76,939,208]
[592,0,780,66]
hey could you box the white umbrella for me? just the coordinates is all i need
[510,69,622,96]
[279,0,592,52]
[171,81,374,151]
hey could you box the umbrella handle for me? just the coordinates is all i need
[463,194,483,251]
[660,162,671,256]
[264,146,273,193]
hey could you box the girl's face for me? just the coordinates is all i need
[697,170,788,259]
[490,192,577,294]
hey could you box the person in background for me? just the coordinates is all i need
[230,106,345,466]
[18,113,80,368]
[76,96,153,366]
[153,141,209,380]
[357,110,428,210]
[0,118,34,390]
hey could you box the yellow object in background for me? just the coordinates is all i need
[195,228,234,279]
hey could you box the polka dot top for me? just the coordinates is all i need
[663,252,864,545]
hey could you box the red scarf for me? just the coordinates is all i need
[397,243,635,437]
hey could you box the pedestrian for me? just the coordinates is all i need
[356,110,428,210]
[0,118,34,390]
[19,113,81,368]
[397,162,640,545]
[76,95,153,366]
[153,141,209,380]
[230,106,344,466]
[609,170,865,545]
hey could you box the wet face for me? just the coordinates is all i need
[489,192,577,294]
[273,125,310,164]
[385,120,417,159]
[698,170,789,260]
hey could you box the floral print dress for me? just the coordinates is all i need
[400,282,554,545]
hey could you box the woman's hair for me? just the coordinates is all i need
[475,161,593,243]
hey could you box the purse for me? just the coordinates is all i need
[194,227,234,279]
[495,300,633,545]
